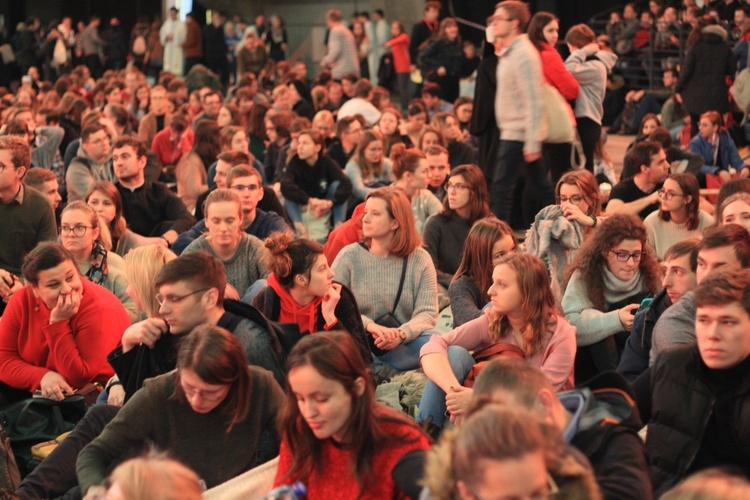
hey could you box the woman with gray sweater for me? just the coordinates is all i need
[332,187,439,371]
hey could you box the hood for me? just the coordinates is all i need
[593,49,618,72]
[571,371,643,432]
[701,24,728,42]
[76,142,110,167]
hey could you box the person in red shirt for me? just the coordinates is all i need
[385,20,412,110]
[274,331,430,499]
[0,242,130,405]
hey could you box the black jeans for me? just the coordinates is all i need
[543,142,573,187]
[16,404,120,500]
[490,139,554,229]
[576,117,601,174]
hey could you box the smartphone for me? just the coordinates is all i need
[635,298,653,314]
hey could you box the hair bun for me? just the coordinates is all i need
[390,142,406,162]
[265,230,293,256]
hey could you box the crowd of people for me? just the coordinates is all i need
[1,0,750,499]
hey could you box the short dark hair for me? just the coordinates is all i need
[699,224,750,269]
[648,127,672,150]
[22,242,76,286]
[23,167,57,188]
[112,135,147,159]
[217,151,251,166]
[0,136,31,171]
[630,140,662,173]
[663,239,700,272]
[354,79,373,99]
[695,269,750,316]
[421,83,441,99]
[473,358,552,408]
[225,164,262,187]
[81,123,107,143]
[155,251,227,303]
[336,116,358,137]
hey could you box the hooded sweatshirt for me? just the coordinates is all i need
[65,143,114,202]
[266,273,323,334]
[564,47,618,125]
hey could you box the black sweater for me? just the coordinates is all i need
[280,154,352,205]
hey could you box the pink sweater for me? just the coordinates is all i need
[420,311,577,390]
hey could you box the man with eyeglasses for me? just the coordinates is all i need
[607,140,669,220]
[112,135,194,248]
[192,90,223,130]
[66,123,116,201]
[0,137,57,313]
[16,251,285,499]
[172,163,290,254]
[650,224,750,365]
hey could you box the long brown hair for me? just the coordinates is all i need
[658,173,701,230]
[487,253,559,356]
[555,170,601,217]
[173,325,251,433]
[85,181,127,244]
[364,187,421,257]
[528,12,558,52]
[440,164,490,221]
[453,218,517,305]
[279,331,424,494]
[352,129,385,179]
[563,214,661,310]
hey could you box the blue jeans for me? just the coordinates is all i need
[373,330,436,372]
[284,180,347,226]
[416,345,475,428]
[241,279,267,303]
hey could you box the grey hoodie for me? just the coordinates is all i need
[565,48,618,125]
[65,143,114,202]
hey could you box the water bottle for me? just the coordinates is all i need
[264,481,307,499]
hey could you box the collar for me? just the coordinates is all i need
[119,180,146,192]
[3,183,25,205]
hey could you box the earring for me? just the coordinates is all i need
[35,301,40,312]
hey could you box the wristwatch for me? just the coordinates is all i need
[397,329,406,341]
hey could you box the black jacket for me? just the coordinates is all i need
[634,345,750,495]
[203,24,228,60]
[419,39,462,77]
[280,154,352,205]
[675,25,735,115]
[409,20,438,64]
[617,289,671,383]
[469,54,499,183]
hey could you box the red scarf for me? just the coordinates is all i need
[267,273,322,334]
[424,18,439,32]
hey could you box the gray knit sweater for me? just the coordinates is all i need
[331,243,438,342]
[183,233,269,294]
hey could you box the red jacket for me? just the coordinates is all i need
[385,33,411,74]
[539,42,580,101]
[151,127,194,168]
[324,202,364,263]
[0,279,129,391]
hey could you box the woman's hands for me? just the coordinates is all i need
[321,283,342,326]
[107,384,125,406]
[561,201,594,226]
[446,385,474,426]
[40,371,74,401]
[367,322,404,351]
[618,303,641,331]
[49,290,82,324]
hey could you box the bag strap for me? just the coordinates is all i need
[391,257,408,314]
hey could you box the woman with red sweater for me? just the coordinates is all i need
[274,331,430,499]
[385,21,412,111]
[0,243,130,406]
[252,231,371,365]
[528,12,580,185]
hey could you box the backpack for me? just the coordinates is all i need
[132,35,147,56]
[463,342,526,388]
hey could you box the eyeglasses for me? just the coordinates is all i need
[657,189,685,200]
[180,380,228,402]
[556,195,584,205]
[609,250,645,263]
[155,288,209,306]
[60,225,94,237]
[231,184,261,192]
[446,182,470,191]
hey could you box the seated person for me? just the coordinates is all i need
[562,214,661,382]
[183,189,270,302]
[423,164,491,290]
[280,129,353,233]
[151,112,193,172]
[77,325,284,497]
[424,145,450,201]
[449,217,516,328]
[325,116,363,170]
[66,123,115,202]
[606,140,669,219]
[644,173,713,259]
[273,332,430,498]
[22,166,62,215]
[60,201,138,322]
[390,144,443,235]
[650,224,750,364]
[332,188,439,372]
[431,112,475,168]
[622,127,703,180]
[418,253,576,432]
[717,192,750,232]
[336,78,382,126]
[113,135,196,247]
[619,239,700,382]
[473,359,652,499]
[253,232,370,365]
[344,129,393,204]
[690,111,750,181]
[634,269,750,496]
[423,403,599,499]
[0,243,130,406]
[323,202,364,264]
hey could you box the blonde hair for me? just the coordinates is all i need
[124,245,177,318]
[661,469,750,500]
[107,450,202,500]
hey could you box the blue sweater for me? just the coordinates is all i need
[689,130,743,173]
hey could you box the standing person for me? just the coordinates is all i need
[410,1,441,78]
[418,18,463,104]
[204,12,229,88]
[321,10,360,80]
[527,12,580,184]
[564,24,618,174]
[102,18,128,71]
[384,21,411,111]
[160,8,186,77]
[182,12,203,75]
[489,1,554,229]
[266,15,288,63]
[78,15,106,79]
[273,332,430,497]
[674,15,734,137]
[332,187,439,372]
